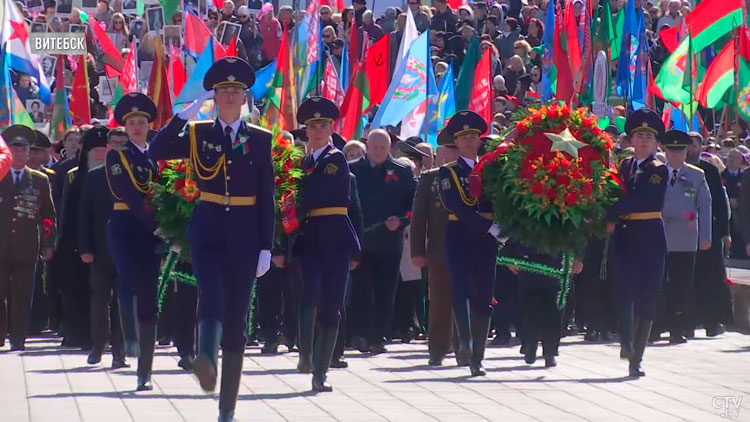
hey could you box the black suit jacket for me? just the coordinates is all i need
[699,159,730,239]
[77,166,114,262]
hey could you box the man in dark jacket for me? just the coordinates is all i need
[78,127,129,368]
[349,129,416,354]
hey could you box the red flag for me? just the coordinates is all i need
[362,33,389,113]
[447,0,466,10]
[214,39,228,60]
[321,60,343,106]
[338,62,365,140]
[469,48,492,135]
[348,17,359,67]
[184,10,213,56]
[226,35,238,57]
[69,55,91,126]
[740,26,750,61]
[169,44,186,98]
[120,39,137,93]
[554,3,574,102]
[89,17,125,77]
[148,37,173,129]
[564,0,581,77]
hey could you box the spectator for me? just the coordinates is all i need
[237,6,263,68]
[657,0,680,30]
[430,0,457,34]
[526,17,543,47]
[502,55,526,96]
[380,7,398,34]
[319,5,337,34]
[221,0,236,22]
[95,0,113,25]
[495,17,523,61]
[206,8,220,31]
[107,13,129,50]
[14,73,40,105]
[258,3,280,64]
[514,40,532,68]
[493,75,507,96]
[344,141,366,161]
[362,10,384,41]
[278,5,294,30]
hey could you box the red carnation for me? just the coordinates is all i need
[559,157,571,169]
[555,174,570,186]
[516,122,529,135]
[564,191,578,206]
[546,187,557,199]
[532,114,542,125]
[532,181,544,196]
[581,182,593,196]
[174,178,186,192]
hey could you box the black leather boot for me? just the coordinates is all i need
[453,299,472,368]
[193,320,222,392]
[669,313,687,344]
[218,351,244,422]
[312,324,339,392]
[619,304,634,360]
[628,318,653,377]
[136,323,156,391]
[297,304,316,374]
[524,341,538,364]
[469,311,491,377]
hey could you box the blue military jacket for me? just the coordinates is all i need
[296,144,360,254]
[105,140,157,233]
[438,157,494,236]
[606,154,668,221]
[148,116,275,251]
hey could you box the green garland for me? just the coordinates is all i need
[497,253,573,309]
[157,250,199,315]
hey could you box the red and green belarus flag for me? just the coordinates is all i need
[660,0,744,53]
[695,41,733,109]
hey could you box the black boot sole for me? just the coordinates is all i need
[192,356,217,392]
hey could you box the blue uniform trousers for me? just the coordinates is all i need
[107,212,160,325]
[299,245,351,329]
[444,222,497,317]
[612,221,666,320]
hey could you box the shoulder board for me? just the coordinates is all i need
[113,145,129,152]
[189,120,214,129]
[67,166,79,183]
[423,167,440,176]
[325,148,344,157]
[28,168,48,180]
[44,167,55,176]
[685,163,704,173]
[651,160,664,167]
[88,164,105,173]
[247,123,273,136]
[443,161,458,169]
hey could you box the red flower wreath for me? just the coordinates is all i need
[475,103,622,255]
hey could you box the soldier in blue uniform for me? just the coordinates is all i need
[437,111,502,377]
[104,93,162,390]
[605,109,668,378]
[149,57,274,422]
[292,97,360,392]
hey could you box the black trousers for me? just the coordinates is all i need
[657,251,696,334]
[257,265,297,344]
[61,256,91,346]
[89,258,125,358]
[393,279,423,338]
[575,238,617,333]
[694,240,733,327]
[158,276,198,358]
[518,259,563,357]
[0,260,36,347]
[351,250,401,345]
[493,265,522,338]
[29,259,48,334]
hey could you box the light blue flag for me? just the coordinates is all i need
[540,0,555,101]
[426,63,455,146]
[173,41,213,105]
[251,60,277,100]
[371,31,431,129]
[340,42,349,93]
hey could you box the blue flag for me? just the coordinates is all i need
[426,63,455,146]
[251,60,277,100]
[540,0,555,101]
[174,41,214,105]
[340,42,350,93]
[371,31,431,129]
[616,0,637,99]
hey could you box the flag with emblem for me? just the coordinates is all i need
[89,16,125,77]
[50,54,71,139]
[2,0,51,104]
[168,43,186,98]
[371,31,432,129]
[148,36,173,129]
[250,60,277,100]
[427,63,455,146]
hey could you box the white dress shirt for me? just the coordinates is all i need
[218,117,243,144]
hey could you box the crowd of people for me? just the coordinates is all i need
[0,0,747,421]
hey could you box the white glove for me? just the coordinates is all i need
[256,250,272,278]
[177,90,215,120]
[169,244,182,253]
[488,223,502,241]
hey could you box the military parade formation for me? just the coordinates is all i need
[0,57,737,422]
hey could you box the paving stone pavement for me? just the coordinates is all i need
[1,331,749,422]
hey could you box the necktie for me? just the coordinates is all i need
[224,125,233,142]
[13,170,21,185]
[670,169,678,186]
[630,160,638,178]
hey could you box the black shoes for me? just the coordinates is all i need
[544,356,557,368]
[178,355,194,371]
[218,352,243,422]
[87,348,103,365]
[330,357,348,369]
[669,334,687,345]
[524,342,537,365]
[194,320,222,392]
[428,356,443,366]
[261,341,279,355]
[706,323,726,337]
[136,323,156,391]
[112,357,130,369]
